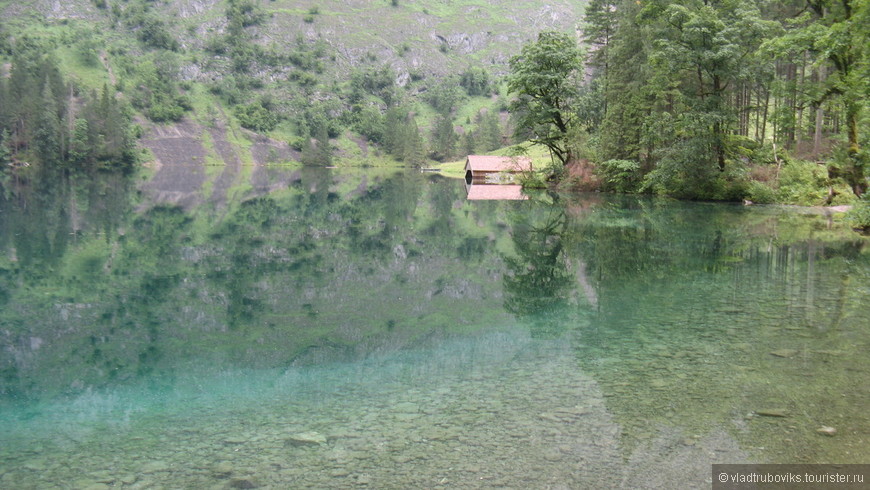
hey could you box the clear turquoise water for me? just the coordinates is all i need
[0,168,867,488]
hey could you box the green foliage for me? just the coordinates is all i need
[429,114,457,161]
[597,159,641,193]
[0,45,136,170]
[775,160,831,205]
[350,105,385,144]
[518,171,547,189]
[459,67,492,96]
[129,53,191,123]
[425,77,464,114]
[300,126,333,166]
[745,180,777,204]
[0,131,12,194]
[761,0,869,195]
[123,3,180,52]
[846,197,870,233]
[287,37,329,73]
[382,107,425,165]
[234,100,279,132]
[299,99,343,139]
[349,65,396,105]
[75,33,101,68]
[507,31,584,168]
[476,109,503,152]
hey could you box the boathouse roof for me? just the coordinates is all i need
[464,155,533,173]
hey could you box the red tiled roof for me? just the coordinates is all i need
[466,184,528,200]
[465,155,533,173]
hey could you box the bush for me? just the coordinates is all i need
[775,160,829,205]
[519,172,547,189]
[745,181,776,204]
[846,198,870,233]
[234,101,279,132]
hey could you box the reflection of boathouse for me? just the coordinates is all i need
[464,155,533,185]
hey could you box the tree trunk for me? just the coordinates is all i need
[844,101,865,196]
[813,104,823,157]
[812,65,826,157]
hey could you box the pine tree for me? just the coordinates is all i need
[34,79,61,167]
[461,129,477,157]
[402,118,426,166]
[478,109,502,151]
[69,118,92,167]
[430,114,457,161]
[583,0,619,115]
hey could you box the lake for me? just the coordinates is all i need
[0,166,868,488]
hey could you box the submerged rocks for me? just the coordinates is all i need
[755,409,789,418]
[213,462,234,478]
[769,349,799,358]
[229,477,259,489]
[816,426,837,436]
[286,431,327,447]
[141,460,171,473]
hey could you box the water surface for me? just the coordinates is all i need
[0,167,867,488]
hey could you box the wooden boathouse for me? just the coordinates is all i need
[464,155,533,185]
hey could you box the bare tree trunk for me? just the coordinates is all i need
[813,105,823,157]
[795,52,807,152]
[812,65,826,157]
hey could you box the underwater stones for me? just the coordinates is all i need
[393,401,419,412]
[229,477,259,489]
[391,453,418,464]
[76,483,110,490]
[88,471,115,484]
[770,349,799,358]
[394,412,421,422]
[816,426,837,436]
[119,474,138,485]
[141,460,170,473]
[23,461,47,471]
[286,431,327,447]
[755,409,789,418]
[539,412,562,423]
[213,461,234,478]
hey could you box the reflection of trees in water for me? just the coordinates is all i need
[555,195,870,457]
[0,167,134,285]
[502,200,589,338]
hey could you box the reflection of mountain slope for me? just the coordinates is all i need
[138,119,299,210]
[137,120,208,209]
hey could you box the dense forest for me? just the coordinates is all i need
[509,0,868,209]
[0,0,868,223]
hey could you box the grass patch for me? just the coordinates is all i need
[56,45,112,90]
